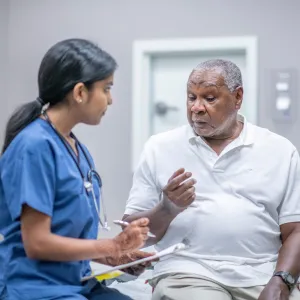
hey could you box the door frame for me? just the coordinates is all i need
[131,36,258,170]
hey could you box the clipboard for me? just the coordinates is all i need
[81,242,188,282]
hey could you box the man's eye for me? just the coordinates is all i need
[206,97,215,102]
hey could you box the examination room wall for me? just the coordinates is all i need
[0,0,9,145]
[1,0,300,236]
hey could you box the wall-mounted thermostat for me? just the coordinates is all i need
[271,69,297,123]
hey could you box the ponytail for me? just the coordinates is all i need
[2,98,43,154]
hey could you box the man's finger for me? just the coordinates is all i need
[176,178,197,195]
[176,187,196,206]
[168,168,185,183]
[166,172,192,191]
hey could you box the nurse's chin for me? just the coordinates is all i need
[94,116,104,125]
[84,115,104,126]
[86,110,107,125]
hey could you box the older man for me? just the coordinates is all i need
[123,59,300,300]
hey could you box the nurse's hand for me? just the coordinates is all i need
[162,168,196,212]
[106,250,157,276]
[113,218,150,255]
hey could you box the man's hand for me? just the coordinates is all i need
[258,276,290,300]
[106,250,157,276]
[122,168,197,246]
[162,168,196,212]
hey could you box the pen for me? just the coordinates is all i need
[113,220,156,238]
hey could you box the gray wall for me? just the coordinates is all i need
[0,0,9,144]
[2,0,300,236]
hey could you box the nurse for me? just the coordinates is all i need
[0,38,151,300]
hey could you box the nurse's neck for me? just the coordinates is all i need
[43,104,79,142]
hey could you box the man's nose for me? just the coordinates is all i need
[191,99,206,113]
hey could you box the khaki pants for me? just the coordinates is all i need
[150,273,300,300]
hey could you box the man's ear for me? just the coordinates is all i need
[234,86,243,109]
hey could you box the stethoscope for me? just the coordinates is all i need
[42,111,110,232]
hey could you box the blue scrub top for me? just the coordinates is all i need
[0,118,101,299]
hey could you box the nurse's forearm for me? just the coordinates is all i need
[21,205,121,261]
[21,205,150,262]
[123,201,179,245]
[24,234,120,262]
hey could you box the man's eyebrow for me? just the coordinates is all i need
[200,82,219,88]
[187,81,222,89]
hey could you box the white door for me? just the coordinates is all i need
[150,52,248,135]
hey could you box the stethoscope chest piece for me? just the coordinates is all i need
[102,220,111,231]
[84,181,93,192]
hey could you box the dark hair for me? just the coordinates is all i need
[2,38,117,154]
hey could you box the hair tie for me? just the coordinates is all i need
[36,97,45,105]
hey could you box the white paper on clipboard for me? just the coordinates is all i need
[81,243,188,282]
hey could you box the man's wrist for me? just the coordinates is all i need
[159,193,184,217]
[272,273,293,292]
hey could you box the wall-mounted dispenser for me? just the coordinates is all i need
[271,69,297,123]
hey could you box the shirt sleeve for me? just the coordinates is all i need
[124,138,161,215]
[278,149,300,225]
[1,140,56,221]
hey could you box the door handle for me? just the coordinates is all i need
[154,101,179,116]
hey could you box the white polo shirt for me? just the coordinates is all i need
[125,116,300,287]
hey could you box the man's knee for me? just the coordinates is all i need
[151,274,231,300]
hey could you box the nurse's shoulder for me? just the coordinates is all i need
[1,118,55,164]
